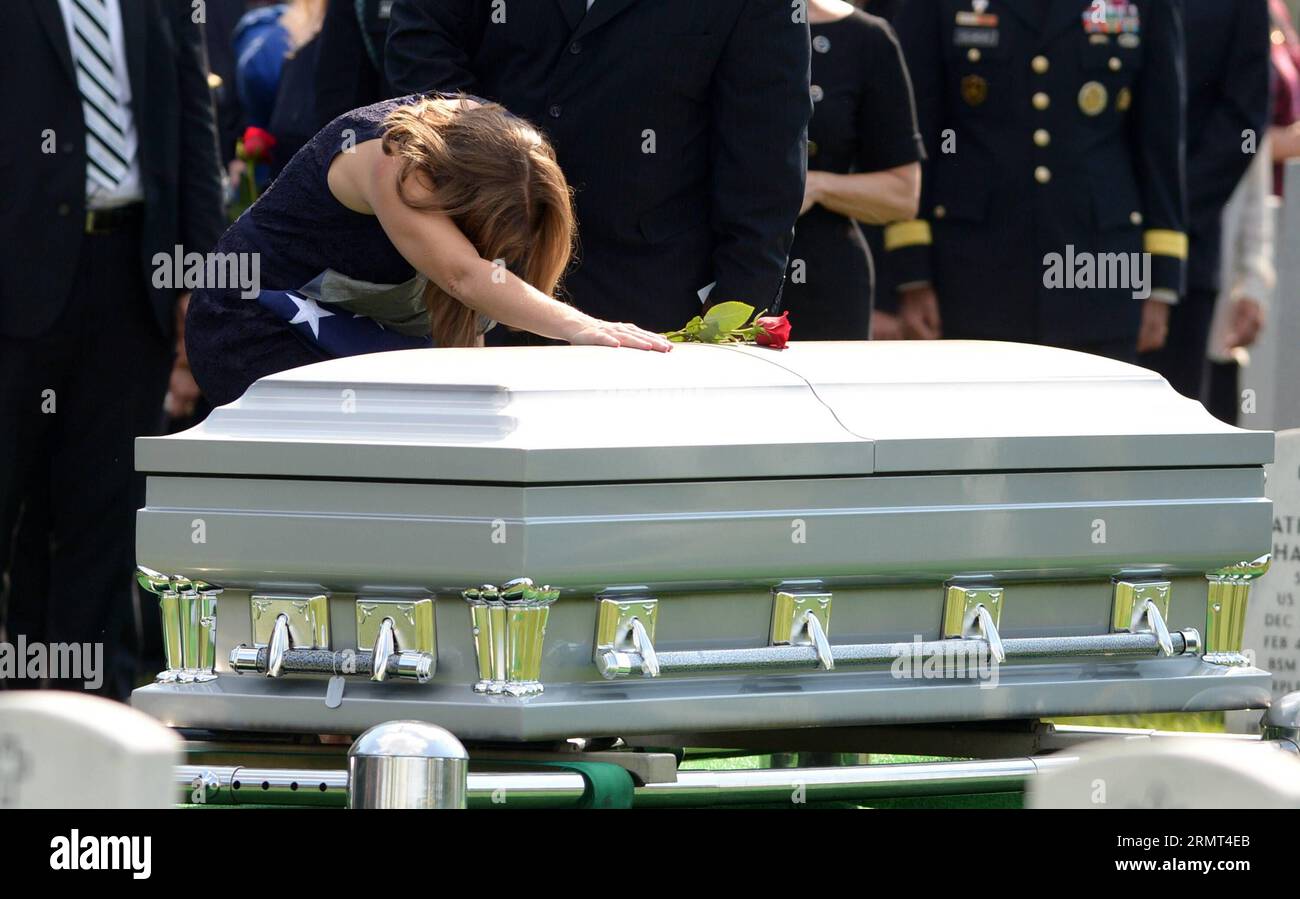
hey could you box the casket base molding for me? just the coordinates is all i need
[132,658,1271,743]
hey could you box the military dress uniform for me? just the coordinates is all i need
[887,0,1188,356]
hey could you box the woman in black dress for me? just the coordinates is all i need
[782,0,924,340]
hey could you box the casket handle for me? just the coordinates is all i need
[801,611,835,671]
[628,616,660,678]
[370,617,396,683]
[266,614,291,678]
[1137,599,1174,657]
[971,604,1006,665]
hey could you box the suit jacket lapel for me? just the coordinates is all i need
[31,0,75,84]
[994,0,1048,32]
[555,0,588,31]
[572,0,642,41]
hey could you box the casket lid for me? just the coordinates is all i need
[137,342,1271,483]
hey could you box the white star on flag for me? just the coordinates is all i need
[286,294,335,338]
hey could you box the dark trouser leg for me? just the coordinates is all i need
[0,310,64,688]
[3,477,52,645]
[1139,289,1216,401]
[1,225,170,700]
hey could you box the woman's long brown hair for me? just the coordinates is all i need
[381,98,576,347]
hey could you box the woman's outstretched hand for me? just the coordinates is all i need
[567,319,673,352]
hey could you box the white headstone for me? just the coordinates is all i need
[1027,737,1300,809]
[1227,428,1300,733]
[0,692,180,809]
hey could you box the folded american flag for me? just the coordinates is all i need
[257,290,433,357]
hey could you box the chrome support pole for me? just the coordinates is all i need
[176,756,1077,808]
[347,721,469,809]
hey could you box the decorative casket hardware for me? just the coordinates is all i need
[1111,579,1174,656]
[463,578,559,696]
[135,567,221,684]
[228,595,435,683]
[593,580,1202,681]
[1204,554,1272,666]
[941,584,1005,663]
[770,589,834,670]
[355,599,436,683]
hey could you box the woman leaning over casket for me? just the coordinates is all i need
[186,94,671,407]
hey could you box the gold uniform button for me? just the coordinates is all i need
[1109,57,1122,71]
[934,205,947,219]
[1033,128,1051,147]
[1130,211,1144,226]
[1033,92,1050,110]
[968,48,982,63]
[1035,166,1052,184]
[1032,55,1049,74]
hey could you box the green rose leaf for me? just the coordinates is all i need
[703,301,756,335]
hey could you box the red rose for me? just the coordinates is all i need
[239,126,277,164]
[755,311,791,349]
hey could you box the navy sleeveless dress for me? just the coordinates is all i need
[187,95,479,406]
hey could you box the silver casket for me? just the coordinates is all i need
[130,341,1275,742]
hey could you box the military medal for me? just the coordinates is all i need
[956,0,998,29]
[1082,1,1140,35]
[962,74,989,107]
[1078,80,1108,116]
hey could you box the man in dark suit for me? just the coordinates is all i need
[0,0,225,698]
[386,0,812,333]
[1140,0,1271,400]
[888,0,1188,362]
[316,0,397,128]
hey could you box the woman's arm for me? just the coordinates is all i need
[806,162,921,225]
[336,141,670,350]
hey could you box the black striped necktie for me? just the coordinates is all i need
[66,0,133,198]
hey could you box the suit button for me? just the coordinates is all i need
[934,205,947,219]
[1109,57,1122,72]
[1032,92,1050,110]
[548,104,563,118]
[1034,166,1052,184]
[569,41,582,54]
[1130,211,1144,226]
[1033,128,1051,147]
[1032,55,1049,74]
[57,203,71,216]
[967,48,981,63]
